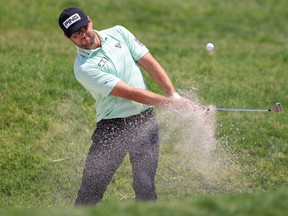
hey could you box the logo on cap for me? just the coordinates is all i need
[63,13,81,29]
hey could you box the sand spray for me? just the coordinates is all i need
[156,90,248,198]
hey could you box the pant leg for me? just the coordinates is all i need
[75,121,127,206]
[129,110,160,201]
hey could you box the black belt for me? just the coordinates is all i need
[99,108,155,125]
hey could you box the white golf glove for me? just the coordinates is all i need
[171,92,181,99]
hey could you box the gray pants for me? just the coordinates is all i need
[75,108,160,205]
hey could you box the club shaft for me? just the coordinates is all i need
[215,108,270,112]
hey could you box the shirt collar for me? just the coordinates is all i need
[76,30,107,57]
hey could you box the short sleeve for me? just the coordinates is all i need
[75,64,121,97]
[116,25,149,61]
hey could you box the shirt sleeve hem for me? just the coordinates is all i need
[134,49,149,61]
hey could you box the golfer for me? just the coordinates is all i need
[58,7,196,205]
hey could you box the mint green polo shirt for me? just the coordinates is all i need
[74,25,151,122]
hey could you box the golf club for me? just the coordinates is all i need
[197,102,282,113]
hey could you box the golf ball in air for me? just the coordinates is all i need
[206,43,214,51]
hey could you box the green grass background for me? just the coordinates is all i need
[1,0,288,215]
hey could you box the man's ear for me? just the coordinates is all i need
[87,16,93,27]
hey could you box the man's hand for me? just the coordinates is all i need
[169,97,197,113]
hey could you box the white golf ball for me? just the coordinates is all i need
[206,42,214,51]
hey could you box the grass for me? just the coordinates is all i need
[2,188,288,216]
[1,0,288,215]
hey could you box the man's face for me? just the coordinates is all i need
[68,17,96,49]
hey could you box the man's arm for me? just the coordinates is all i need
[137,52,176,97]
[110,51,197,113]
[110,80,195,113]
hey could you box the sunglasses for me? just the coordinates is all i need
[71,26,88,38]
